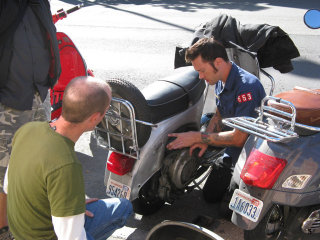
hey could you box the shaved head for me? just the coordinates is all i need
[61,76,111,123]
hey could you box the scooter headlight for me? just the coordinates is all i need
[282,175,311,189]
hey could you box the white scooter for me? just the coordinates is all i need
[93,45,270,215]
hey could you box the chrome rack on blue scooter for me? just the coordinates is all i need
[223,95,320,143]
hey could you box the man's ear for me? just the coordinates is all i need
[214,57,223,66]
[90,112,103,124]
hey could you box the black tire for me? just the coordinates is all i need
[132,172,165,215]
[244,205,284,240]
[97,78,151,152]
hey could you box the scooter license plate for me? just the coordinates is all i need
[106,178,131,200]
[229,189,263,222]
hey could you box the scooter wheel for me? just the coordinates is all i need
[244,205,284,240]
[132,172,165,215]
[96,78,152,152]
[132,197,165,216]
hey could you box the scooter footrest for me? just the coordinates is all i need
[301,209,320,234]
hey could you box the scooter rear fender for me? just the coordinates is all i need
[231,180,274,230]
[232,180,320,230]
[232,132,320,230]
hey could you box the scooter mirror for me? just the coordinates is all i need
[304,9,320,29]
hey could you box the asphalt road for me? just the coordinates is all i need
[51,1,320,239]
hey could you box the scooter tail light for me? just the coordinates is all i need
[107,152,135,176]
[240,149,287,189]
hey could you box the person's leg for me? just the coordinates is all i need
[0,103,15,231]
[219,175,238,219]
[0,193,7,229]
[202,155,233,203]
[33,91,51,122]
[202,164,232,203]
[85,198,133,240]
[0,94,49,234]
[0,104,22,238]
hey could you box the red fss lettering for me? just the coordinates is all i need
[237,92,253,103]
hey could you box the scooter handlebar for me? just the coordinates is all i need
[52,4,84,24]
[66,4,84,14]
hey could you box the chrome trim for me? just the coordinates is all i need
[260,68,275,96]
[95,97,157,160]
[223,96,320,143]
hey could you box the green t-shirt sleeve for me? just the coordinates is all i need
[47,163,86,217]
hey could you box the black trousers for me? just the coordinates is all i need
[202,156,237,203]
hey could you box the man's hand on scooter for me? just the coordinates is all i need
[189,143,208,157]
[166,132,201,150]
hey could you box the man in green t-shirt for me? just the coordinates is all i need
[4,76,132,240]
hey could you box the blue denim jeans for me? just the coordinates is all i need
[85,198,133,240]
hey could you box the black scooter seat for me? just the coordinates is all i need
[141,66,206,123]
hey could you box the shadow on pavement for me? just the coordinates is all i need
[291,58,320,80]
[58,0,319,12]
[55,0,320,34]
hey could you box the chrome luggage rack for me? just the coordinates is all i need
[94,97,156,160]
[223,96,320,143]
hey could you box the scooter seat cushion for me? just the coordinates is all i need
[142,66,205,123]
[269,87,320,126]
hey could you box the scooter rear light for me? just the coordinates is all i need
[240,149,287,189]
[107,152,135,176]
